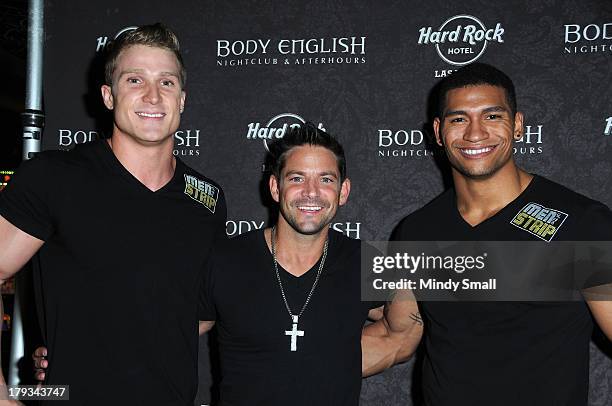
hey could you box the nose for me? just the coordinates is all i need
[143,83,161,104]
[463,119,488,143]
[302,178,320,198]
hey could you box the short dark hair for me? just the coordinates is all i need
[104,23,186,88]
[437,63,516,118]
[267,123,347,182]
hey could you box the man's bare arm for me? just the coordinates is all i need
[0,215,44,399]
[0,216,44,280]
[361,291,424,377]
[585,284,612,341]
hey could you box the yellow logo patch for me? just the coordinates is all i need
[510,202,568,242]
[184,174,219,213]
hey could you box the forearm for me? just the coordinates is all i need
[361,308,423,377]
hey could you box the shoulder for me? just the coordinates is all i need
[23,140,110,174]
[531,175,612,239]
[206,230,268,281]
[533,176,603,208]
[393,188,454,240]
[532,175,611,218]
[214,229,265,258]
[9,147,82,185]
[328,229,361,265]
[329,228,360,252]
[229,229,264,245]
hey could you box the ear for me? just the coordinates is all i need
[180,90,186,114]
[269,174,280,203]
[339,178,351,207]
[433,117,444,147]
[513,112,524,140]
[101,85,114,110]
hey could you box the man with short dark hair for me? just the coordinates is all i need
[395,62,612,405]
[0,23,226,405]
[198,123,423,405]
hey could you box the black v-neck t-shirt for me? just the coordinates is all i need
[199,230,376,406]
[0,140,227,405]
[394,175,612,406]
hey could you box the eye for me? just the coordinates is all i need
[486,114,502,120]
[161,79,175,87]
[127,77,141,84]
[288,176,303,183]
[321,177,334,184]
[449,117,465,123]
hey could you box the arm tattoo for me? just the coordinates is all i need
[409,312,423,326]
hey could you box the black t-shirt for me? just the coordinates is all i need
[199,229,376,406]
[0,140,227,405]
[394,175,612,406]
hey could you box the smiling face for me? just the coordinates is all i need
[270,145,350,236]
[433,84,523,180]
[101,44,185,147]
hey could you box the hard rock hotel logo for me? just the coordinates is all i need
[417,15,505,78]
[245,113,326,151]
[95,26,138,51]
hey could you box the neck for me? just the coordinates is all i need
[453,161,533,226]
[108,133,175,192]
[265,220,329,277]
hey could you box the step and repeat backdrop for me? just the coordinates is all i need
[43,0,611,404]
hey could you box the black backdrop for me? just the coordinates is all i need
[42,1,612,404]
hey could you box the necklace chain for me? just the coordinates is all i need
[271,226,329,320]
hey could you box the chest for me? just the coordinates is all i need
[213,262,368,354]
[48,174,220,279]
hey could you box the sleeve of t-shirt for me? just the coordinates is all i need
[583,202,612,240]
[214,187,228,242]
[575,202,612,289]
[0,153,56,241]
[361,240,388,313]
[198,251,218,321]
[197,181,226,321]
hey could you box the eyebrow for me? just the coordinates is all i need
[117,69,180,78]
[284,170,339,178]
[444,105,508,118]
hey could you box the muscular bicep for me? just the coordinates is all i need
[384,290,423,332]
[0,215,44,281]
[585,284,612,341]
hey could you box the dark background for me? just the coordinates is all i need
[0,0,26,169]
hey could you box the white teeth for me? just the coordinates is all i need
[136,112,164,118]
[298,206,322,211]
[462,147,493,155]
